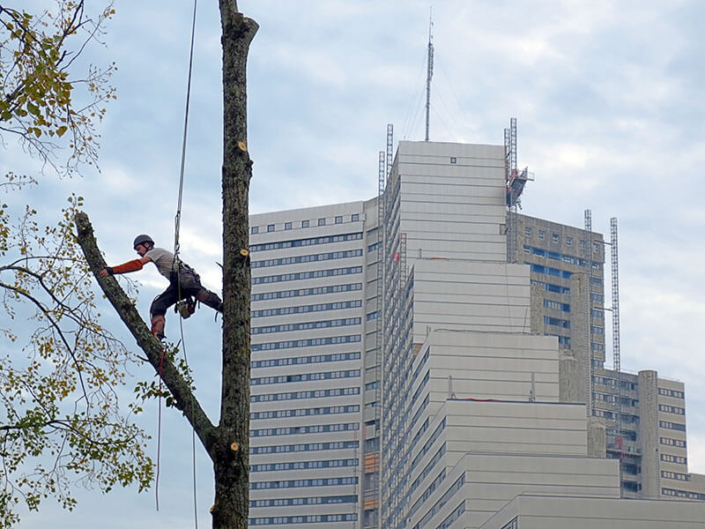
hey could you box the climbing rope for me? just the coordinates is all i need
[155,1,200,528]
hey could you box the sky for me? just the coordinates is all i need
[5,0,705,526]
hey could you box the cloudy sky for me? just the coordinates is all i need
[7,0,705,526]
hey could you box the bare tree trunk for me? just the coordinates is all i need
[213,2,257,528]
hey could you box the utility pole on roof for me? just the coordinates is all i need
[425,8,434,142]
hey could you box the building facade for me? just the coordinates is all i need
[247,139,705,528]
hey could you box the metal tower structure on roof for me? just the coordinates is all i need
[424,10,434,142]
[584,209,594,418]
[504,118,530,262]
[610,217,621,373]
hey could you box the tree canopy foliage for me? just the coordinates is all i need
[0,2,152,527]
[0,1,116,176]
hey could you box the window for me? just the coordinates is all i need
[593,242,600,253]
[284,222,292,230]
[318,218,326,226]
[335,216,343,224]
[580,240,587,251]
[566,236,573,246]
[301,220,309,228]
[551,232,559,244]
[525,227,532,237]
[450,157,457,164]
[538,230,546,240]
[251,226,259,234]
[267,224,275,233]
[351,213,360,222]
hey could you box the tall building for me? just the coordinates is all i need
[247,138,705,528]
[248,203,368,527]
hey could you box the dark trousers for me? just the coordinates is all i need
[150,269,220,317]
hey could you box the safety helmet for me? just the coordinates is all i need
[133,234,155,249]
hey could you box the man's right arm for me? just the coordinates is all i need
[99,256,152,277]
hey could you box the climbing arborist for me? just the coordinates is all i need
[99,234,223,340]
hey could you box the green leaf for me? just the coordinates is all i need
[27,103,40,117]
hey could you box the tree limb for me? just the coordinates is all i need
[73,211,217,456]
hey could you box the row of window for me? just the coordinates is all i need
[525,227,601,254]
[253,299,362,318]
[251,495,357,508]
[660,420,686,432]
[253,265,362,285]
[251,232,362,252]
[251,457,358,471]
[662,488,705,501]
[251,387,359,403]
[532,280,570,294]
[253,249,363,269]
[252,317,361,335]
[531,264,572,279]
[410,419,446,472]
[661,437,686,448]
[251,423,360,438]
[413,474,465,529]
[661,470,691,481]
[250,513,358,526]
[661,453,687,464]
[251,404,360,421]
[659,387,685,399]
[544,299,570,312]
[251,476,358,489]
[409,443,446,498]
[524,245,602,269]
[252,334,362,352]
[659,404,686,415]
[437,500,465,529]
[251,214,361,235]
[409,469,445,522]
[251,369,361,386]
[252,282,362,301]
[545,316,570,328]
[252,440,358,456]
[594,376,637,391]
[252,351,361,369]
[593,409,615,420]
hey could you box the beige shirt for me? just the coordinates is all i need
[145,247,178,278]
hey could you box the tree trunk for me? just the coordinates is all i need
[214,2,258,528]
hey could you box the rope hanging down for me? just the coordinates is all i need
[155,1,200,528]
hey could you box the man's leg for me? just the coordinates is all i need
[150,286,178,339]
[195,288,223,312]
[179,269,223,313]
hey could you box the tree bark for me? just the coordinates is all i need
[216,2,258,528]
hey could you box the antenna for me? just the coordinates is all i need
[386,124,394,178]
[425,8,434,142]
[610,218,620,373]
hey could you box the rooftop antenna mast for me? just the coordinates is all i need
[610,218,621,374]
[425,8,434,141]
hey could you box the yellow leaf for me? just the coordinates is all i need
[56,126,68,137]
